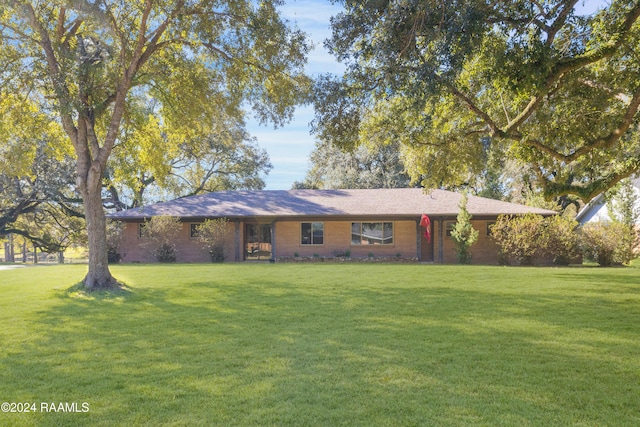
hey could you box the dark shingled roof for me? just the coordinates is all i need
[108,188,557,220]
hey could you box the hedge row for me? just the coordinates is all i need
[491,214,638,266]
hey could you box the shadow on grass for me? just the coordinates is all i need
[63,282,135,301]
[2,268,640,426]
[549,268,640,296]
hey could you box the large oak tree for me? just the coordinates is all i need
[1,0,310,288]
[105,113,273,210]
[314,0,640,202]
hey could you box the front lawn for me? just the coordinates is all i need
[1,264,639,426]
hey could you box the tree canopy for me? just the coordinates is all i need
[294,139,411,189]
[1,0,311,287]
[0,142,82,249]
[314,0,640,201]
[106,124,273,210]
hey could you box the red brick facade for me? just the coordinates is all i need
[118,217,503,264]
[111,189,555,264]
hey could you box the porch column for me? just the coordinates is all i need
[415,218,421,260]
[234,220,240,262]
[438,218,444,264]
[271,220,276,261]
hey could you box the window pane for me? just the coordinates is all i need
[301,223,312,244]
[383,222,393,244]
[302,222,323,245]
[351,222,361,245]
[362,222,382,244]
[312,222,324,244]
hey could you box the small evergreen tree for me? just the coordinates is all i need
[451,193,479,264]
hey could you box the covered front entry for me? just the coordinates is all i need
[245,223,272,260]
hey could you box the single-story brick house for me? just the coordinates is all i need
[108,188,556,264]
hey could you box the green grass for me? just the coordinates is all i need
[1,264,640,426]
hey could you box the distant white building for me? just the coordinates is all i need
[576,177,640,225]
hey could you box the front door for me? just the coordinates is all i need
[420,224,434,262]
[245,223,272,260]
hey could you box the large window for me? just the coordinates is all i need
[351,222,393,245]
[301,222,324,245]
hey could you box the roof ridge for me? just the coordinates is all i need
[109,188,556,220]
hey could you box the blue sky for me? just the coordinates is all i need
[250,0,607,190]
[247,0,345,190]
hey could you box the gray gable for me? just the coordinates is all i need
[576,177,640,224]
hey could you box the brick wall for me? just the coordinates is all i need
[118,218,501,264]
[435,219,499,264]
[275,219,419,259]
[119,221,236,263]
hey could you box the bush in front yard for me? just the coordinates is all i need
[140,216,182,263]
[491,214,545,265]
[544,214,582,265]
[106,220,124,263]
[580,222,637,266]
[194,218,229,262]
[491,214,580,265]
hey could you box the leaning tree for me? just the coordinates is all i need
[314,0,640,201]
[1,0,310,288]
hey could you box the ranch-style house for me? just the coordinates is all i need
[108,188,556,264]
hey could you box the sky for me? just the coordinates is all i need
[249,0,607,190]
[247,0,345,190]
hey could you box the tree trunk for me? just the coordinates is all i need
[58,251,65,264]
[8,234,14,262]
[3,241,10,262]
[82,180,116,289]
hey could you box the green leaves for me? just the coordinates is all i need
[1,1,311,282]
[450,193,479,264]
[315,0,640,201]
[491,213,582,266]
[0,94,69,177]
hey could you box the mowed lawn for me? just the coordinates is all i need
[1,264,639,426]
